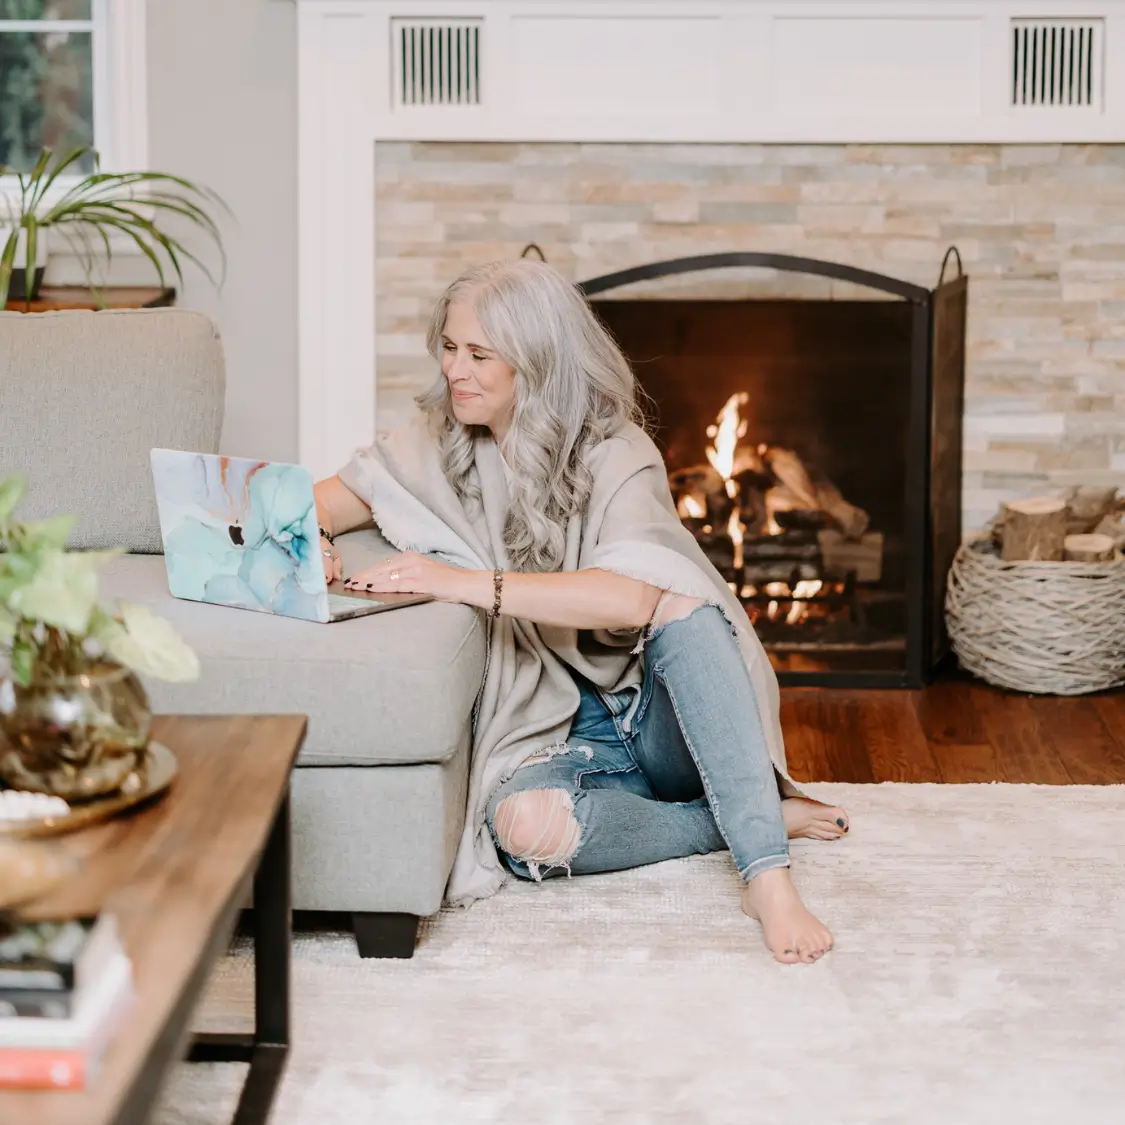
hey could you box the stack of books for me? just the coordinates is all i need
[0,914,133,1090]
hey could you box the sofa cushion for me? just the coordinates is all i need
[99,529,486,767]
[0,309,225,553]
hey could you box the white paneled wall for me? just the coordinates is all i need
[296,0,1125,475]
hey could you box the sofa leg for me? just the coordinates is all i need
[352,912,420,959]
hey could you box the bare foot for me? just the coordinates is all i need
[783,796,849,841]
[741,867,834,964]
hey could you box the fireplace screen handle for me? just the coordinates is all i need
[937,245,963,288]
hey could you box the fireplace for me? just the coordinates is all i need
[580,252,967,688]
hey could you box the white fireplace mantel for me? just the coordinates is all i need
[297,0,1125,476]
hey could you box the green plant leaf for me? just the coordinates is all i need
[58,212,168,288]
[22,514,77,551]
[0,605,15,646]
[104,603,200,682]
[28,146,94,213]
[22,213,38,310]
[0,474,26,521]
[8,549,118,635]
[10,147,228,302]
[0,227,19,311]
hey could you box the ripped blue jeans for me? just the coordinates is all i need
[485,605,790,884]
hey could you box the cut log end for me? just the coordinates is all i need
[1063,533,1117,562]
[1001,496,1068,562]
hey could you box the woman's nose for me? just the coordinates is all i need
[447,353,472,383]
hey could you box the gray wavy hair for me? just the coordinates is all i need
[415,259,644,573]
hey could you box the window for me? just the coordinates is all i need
[0,1,103,173]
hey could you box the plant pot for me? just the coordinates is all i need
[0,225,49,302]
[0,663,152,800]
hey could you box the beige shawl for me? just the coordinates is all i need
[339,416,796,906]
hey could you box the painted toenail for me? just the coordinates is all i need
[837,818,846,828]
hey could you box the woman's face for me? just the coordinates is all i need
[441,298,518,440]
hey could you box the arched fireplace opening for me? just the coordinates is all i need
[578,251,967,688]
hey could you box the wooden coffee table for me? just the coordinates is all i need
[0,714,306,1125]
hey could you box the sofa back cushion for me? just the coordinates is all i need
[0,309,225,552]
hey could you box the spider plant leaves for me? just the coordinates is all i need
[0,145,227,308]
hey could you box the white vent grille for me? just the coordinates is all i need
[1011,19,1102,109]
[393,19,482,107]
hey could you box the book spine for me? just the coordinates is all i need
[0,991,75,1019]
[0,1047,89,1089]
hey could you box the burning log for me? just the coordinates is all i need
[763,447,869,541]
[670,391,879,586]
[734,473,768,535]
[669,464,731,526]
[818,529,884,583]
[814,481,870,541]
[762,447,818,509]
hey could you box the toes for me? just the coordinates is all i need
[776,947,801,964]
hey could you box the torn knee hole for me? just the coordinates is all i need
[493,789,581,864]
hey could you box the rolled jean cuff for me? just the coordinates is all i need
[740,851,791,882]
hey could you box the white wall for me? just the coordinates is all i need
[146,0,298,463]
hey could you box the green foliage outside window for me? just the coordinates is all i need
[0,1,95,174]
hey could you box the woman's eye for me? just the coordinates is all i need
[471,353,487,362]
[443,342,456,352]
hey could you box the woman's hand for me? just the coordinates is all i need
[321,535,343,584]
[343,552,474,603]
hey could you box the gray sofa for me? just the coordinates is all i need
[0,308,486,957]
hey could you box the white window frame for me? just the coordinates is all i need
[0,0,147,210]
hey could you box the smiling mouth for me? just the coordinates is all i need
[452,390,479,400]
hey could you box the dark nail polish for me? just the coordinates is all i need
[836,818,846,828]
[366,583,373,590]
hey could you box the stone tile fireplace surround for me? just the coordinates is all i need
[298,1,1125,681]
[371,138,1124,536]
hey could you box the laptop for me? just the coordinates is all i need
[150,449,433,623]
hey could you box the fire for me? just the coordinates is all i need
[727,507,744,571]
[792,580,823,599]
[785,580,823,626]
[706,393,749,496]
[705,393,750,567]
[678,493,706,519]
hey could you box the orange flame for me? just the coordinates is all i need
[678,493,706,519]
[706,393,749,488]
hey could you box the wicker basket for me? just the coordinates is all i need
[945,538,1125,695]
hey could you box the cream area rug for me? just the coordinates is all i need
[154,783,1125,1125]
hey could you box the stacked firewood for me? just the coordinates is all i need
[990,486,1125,562]
[669,445,869,538]
[669,446,883,582]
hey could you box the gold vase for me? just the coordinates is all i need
[0,663,152,801]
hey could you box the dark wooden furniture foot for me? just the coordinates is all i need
[353,912,420,959]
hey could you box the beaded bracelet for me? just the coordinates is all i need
[319,525,335,544]
[490,569,504,619]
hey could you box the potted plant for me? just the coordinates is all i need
[0,475,199,800]
[0,146,227,308]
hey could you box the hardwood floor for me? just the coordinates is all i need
[780,679,1125,785]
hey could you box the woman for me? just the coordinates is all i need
[314,260,848,964]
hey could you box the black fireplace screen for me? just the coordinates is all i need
[578,251,967,688]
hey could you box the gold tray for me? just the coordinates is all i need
[0,741,178,839]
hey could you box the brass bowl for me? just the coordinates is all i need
[0,663,152,800]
